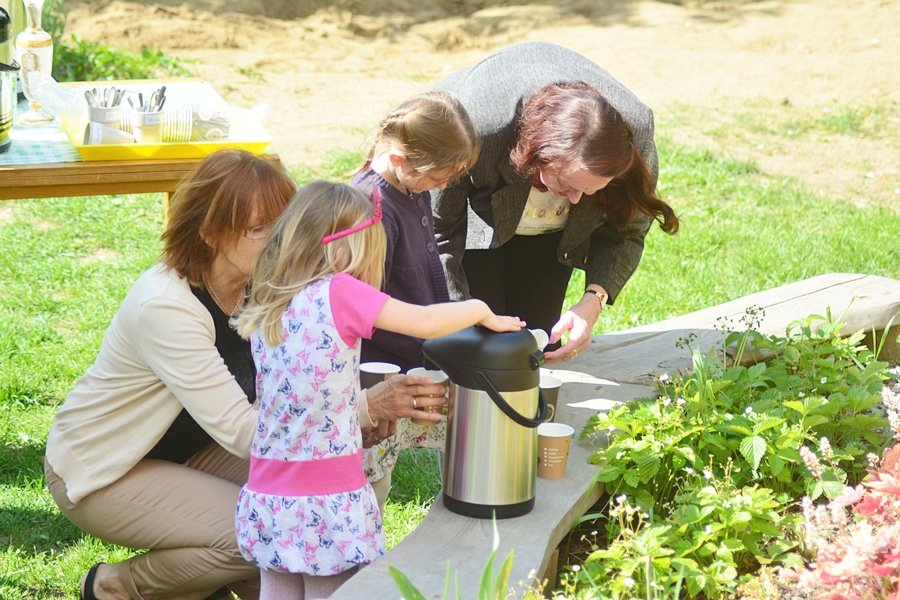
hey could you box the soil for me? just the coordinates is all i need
[63,0,899,206]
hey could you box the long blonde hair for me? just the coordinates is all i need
[235,181,386,346]
[362,91,479,181]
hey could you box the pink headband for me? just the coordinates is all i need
[321,189,383,245]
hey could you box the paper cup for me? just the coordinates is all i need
[133,110,164,144]
[82,122,134,145]
[540,374,562,422]
[537,422,574,480]
[88,105,122,128]
[407,367,449,424]
[359,362,401,390]
[529,328,549,350]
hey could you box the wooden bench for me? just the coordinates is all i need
[331,273,900,599]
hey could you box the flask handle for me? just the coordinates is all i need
[474,371,549,428]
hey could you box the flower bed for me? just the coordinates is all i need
[559,311,898,598]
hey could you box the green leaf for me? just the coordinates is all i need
[783,346,800,364]
[388,565,429,600]
[783,400,807,415]
[802,415,830,429]
[725,424,753,436]
[493,551,514,599]
[679,504,702,524]
[623,469,641,487]
[477,552,496,600]
[739,435,767,470]
[596,463,623,482]
[820,476,847,500]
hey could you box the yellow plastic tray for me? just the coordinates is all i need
[61,80,272,161]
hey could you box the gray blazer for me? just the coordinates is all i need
[432,42,658,304]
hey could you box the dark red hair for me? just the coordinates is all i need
[510,81,678,234]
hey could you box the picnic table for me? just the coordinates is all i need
[0,86,279,218]
[331,272,900,599]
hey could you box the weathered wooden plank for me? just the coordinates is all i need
[574,273,900,385]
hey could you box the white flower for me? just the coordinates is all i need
[607,425,615,432]
[705,525,712,534]
[703,469,713,479]
[659,373,670,383]
[571,565,581,573]
[798,391,805,398]
[623,577,635,588]
[744,406,753,414]
[676,397,686,406]
[725,413,733,420]
[662,397,672,407]
[616,495,627,505]
[820,376,828,384]
[685,467,695,475]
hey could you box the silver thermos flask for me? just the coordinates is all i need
[423,327,549,519]
[0,6,21,154]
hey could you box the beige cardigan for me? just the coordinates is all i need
[47,264,377,504]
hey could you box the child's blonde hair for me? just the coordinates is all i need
[363,91,479,181]
[235,181,387,346]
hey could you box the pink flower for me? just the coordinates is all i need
[866,472,900,497]
[854,494,883,516]
[832,484,866,509]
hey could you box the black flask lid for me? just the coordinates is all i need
[422,326,543,392]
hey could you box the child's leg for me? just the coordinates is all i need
[303,567,357,600]
[260,568,304,600]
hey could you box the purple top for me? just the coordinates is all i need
[352,168,450,371]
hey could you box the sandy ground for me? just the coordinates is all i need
[64,0,898,207]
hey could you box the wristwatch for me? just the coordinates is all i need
[584,288,608,308]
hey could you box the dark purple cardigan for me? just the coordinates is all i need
[352,169,450,371]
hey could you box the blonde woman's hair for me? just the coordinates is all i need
[363,91,480,181]
[234,181,387,346]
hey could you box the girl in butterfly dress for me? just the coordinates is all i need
[233,181,524,600]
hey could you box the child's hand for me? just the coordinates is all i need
[478,314,525,332]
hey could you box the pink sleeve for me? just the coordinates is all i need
[330,273,391,346]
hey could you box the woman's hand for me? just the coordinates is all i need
[543,294,602,363]
[365,374,447,429]
[478,314,526,332]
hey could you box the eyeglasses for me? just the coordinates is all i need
[321,190,383,245]
[243,224,272,240]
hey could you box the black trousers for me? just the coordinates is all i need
[462,231,573,348]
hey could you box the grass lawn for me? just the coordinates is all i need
[1,132,898,597]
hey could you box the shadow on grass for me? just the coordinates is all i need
[0,505,85,555]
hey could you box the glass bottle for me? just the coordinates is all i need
[15,0,52,124]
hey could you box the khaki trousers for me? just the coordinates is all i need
[45,443,260,600]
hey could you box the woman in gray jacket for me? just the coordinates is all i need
[432,42,678,362]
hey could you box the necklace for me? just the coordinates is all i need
[208,284,243,316]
